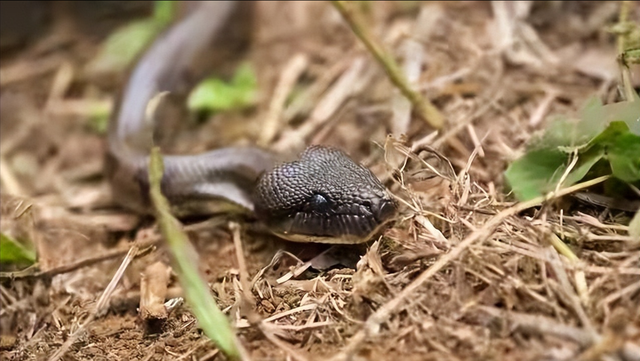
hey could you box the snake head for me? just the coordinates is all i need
[254,145,397,244]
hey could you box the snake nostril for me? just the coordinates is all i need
[372,198,397,222]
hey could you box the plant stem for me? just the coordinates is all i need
[331,1,444,129]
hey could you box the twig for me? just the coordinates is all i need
[259,53,309,146]
[476,306,595,347]
[543,245,598,340]
[0,156,27,197]
[229,221,256,307]
[331,1,444,129]
[616,1,631,55]
[44,61,74,113]
[598,279,640,311]
[616,1,636,101]
[273,57,366,153]
[259,322,310,361]
[548,232,589,306]
[0,239,158,280]
[547,152,590,307]
[262,304,318,324]
[0,55,64,86]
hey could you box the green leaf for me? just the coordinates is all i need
[505,149,566,200]
[586,97,640,136]
[86,1,177,75]
[87,102,113,134]
[232,63,257,89]
[525,98,603,153]
[188,79,235,111]
[147,148,242,360]
[590,121,640,182]
[505,98,640,201]
[86,19,165,75]
[505,148,604,201]
[187,63,257,112]
[153,1,176,26]
[0,233,36,264]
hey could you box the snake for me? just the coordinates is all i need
[105,1,397,244]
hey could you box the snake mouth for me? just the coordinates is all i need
[266,201,397,244]
[256,192,397,244]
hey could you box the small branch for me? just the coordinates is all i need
[259,54,308,147]
[548,232,589,306]
[331,1,444,129]
[476,306,595,346]
[616,1,631,55]
[0,240,158,281]
[615,0,636,101]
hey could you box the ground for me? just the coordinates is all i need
[1,2,639,361]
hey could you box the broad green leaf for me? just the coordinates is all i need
[505,148,604,201]
[528,98,604,152]
[561,146,607,188]
[86,19,165,75]
[188,79,237,111]
[505,98,640,201]
[529,114,588,151]
[153,1,176,25]
[187,63,257,112]
[590,121,640,182]
[232,63,257,89]
[86,1,176,75]
[0,233,36,264]
[528,98,640,153]
[587,97,640,135]
[504,149,565,200]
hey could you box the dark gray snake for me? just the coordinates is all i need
[105,1,397,244]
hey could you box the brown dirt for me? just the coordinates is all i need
[1,2,639,361]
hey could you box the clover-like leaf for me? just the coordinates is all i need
[505,98,640,201]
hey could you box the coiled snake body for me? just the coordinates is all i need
[106,1,397,244]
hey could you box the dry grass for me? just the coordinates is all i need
[1,2,638,360]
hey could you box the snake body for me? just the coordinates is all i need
[106,1,397,244]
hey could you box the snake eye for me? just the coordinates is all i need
[308,193,331,213]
